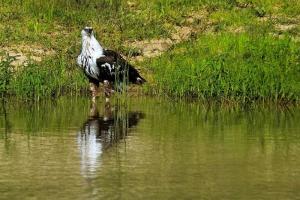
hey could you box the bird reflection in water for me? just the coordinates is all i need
[77,101,145,178]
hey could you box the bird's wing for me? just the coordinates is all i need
[96,49,125,67]
[96,49,127,73]
[103,49,128,66]
[96,49,146,84]
[103,49,123,60]
[96,50,126,83]
[102,49,139,70]
[96,56,115,65]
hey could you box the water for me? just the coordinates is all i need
[0,97,300,200]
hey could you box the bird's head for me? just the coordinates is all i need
[81,26,94,38]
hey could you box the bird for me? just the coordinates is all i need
[77,27,146,102]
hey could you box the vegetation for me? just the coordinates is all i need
[0,0,300,102]
[149,34,300,102]
[0,55,86,98]
[0,55,13,97]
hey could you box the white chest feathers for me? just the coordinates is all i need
[77,36,104,79]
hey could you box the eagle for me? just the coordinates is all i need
[77,27,146,101]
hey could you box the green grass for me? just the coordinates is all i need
[0,0,300,102]
[0,54,87,99]
[0,55,14,97]
[0,0,204,47]
[148,33,300,102]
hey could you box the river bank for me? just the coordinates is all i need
[0,0,299,103]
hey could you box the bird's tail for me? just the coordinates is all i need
[136,76,146,85]
[128,65,146,85]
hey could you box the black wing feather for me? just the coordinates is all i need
[96,49,146,84]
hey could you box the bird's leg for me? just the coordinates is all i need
[103,80,114,102]
[89,100,99,118]
[89,82,99,103]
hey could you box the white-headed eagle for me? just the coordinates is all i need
[77,27,146,101]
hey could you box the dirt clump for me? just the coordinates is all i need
[126,9,210,62]
[1,44,54,66]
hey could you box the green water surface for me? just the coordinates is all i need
[0,97,300,200]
